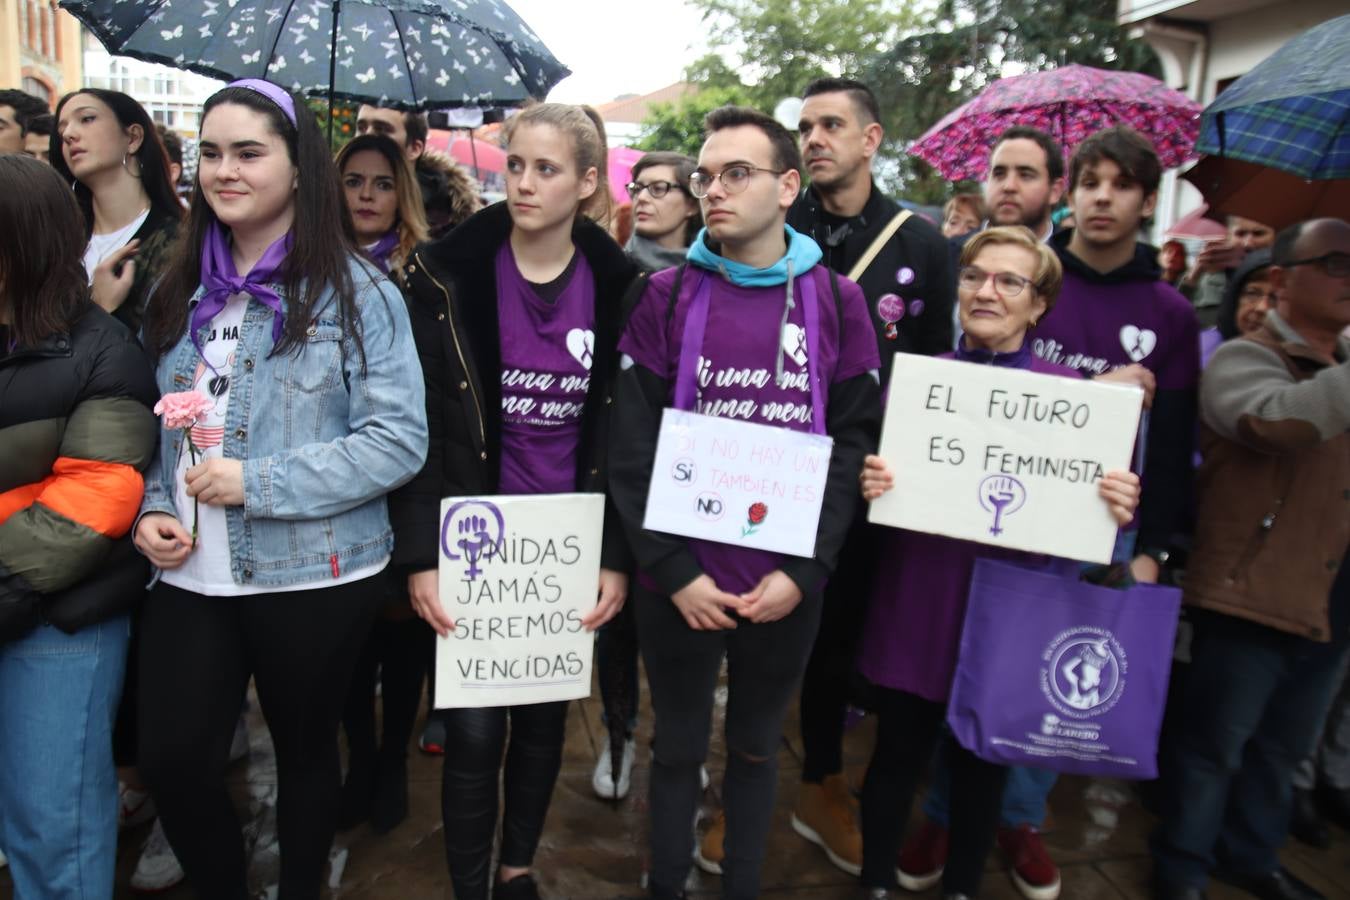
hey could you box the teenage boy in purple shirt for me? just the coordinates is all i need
[609,106,881,900]
[1039,125,1199,577]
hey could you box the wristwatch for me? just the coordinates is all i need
[1138,547,1171,567]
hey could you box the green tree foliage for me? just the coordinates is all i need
[633,85,750,158]
[869,0,1163,203]
[636,0,1161,204]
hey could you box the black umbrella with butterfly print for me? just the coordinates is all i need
[60,0,570,123]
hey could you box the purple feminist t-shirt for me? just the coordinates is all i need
[1030,270,1200,391]
[496,243,595,495]
[619,264,879,593]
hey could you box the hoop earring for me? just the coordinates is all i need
[122,152,142,178]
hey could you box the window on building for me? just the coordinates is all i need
[21,77,51,106]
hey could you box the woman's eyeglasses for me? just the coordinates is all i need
[626,180,684,200]
[957,265,1037,298]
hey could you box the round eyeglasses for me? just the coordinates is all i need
[957,265,1037,298]
[688,164,787,199]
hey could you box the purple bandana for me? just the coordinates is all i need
[365,230,400,273]
[190,220,290,365]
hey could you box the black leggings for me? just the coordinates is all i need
[440,701,569,900]
[137,577,381,900]
[860,686,1009,895]
[634,584,822,900]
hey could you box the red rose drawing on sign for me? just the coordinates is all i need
[742,502,768,538]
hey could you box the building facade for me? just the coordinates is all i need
[1117,0,1350,229]
[81,31,222,137]
[1,0,82,107]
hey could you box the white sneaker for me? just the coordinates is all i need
[591,738,636,800]
[130,818,185,892]
[229,715,250,764]
[119,782,156,829]
[700,765,711,791]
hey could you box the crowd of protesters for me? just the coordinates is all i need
[0,69,1346,900]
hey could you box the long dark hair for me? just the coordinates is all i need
[144,86,362,363]
[335,133,429,272]
[0,155,90,347]
[49,89,182,239]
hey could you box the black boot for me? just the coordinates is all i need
[1290,788,1330,848]
[1215,867,1324,900]
[494,873,542,900]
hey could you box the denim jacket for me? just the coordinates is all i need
[140,257,428,588]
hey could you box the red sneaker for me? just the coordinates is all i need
[896,819,947,891]
[997,825,1061,900]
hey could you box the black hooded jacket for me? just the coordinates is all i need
[1048,230,1199,558]
[392,202,639,574]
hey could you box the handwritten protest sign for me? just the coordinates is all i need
[436,493,603,708]
[643,409,833,557]
[868,355,1143,564]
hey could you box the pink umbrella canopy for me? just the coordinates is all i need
[909,64,1203,181]
[609,146,646,203]
[1166,204,1227,240]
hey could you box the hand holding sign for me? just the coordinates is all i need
[672,575,745,631]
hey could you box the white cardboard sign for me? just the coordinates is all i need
[868,355,1143,564]
[642,409,834,558]
[435,493,603,708]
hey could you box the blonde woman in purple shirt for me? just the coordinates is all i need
[394,103,638,900]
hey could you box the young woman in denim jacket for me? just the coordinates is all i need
[131,81,427,900]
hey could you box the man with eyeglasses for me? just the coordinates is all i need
[609,105,880,900]
[1151,218,1350,900]
[715,77,950,881]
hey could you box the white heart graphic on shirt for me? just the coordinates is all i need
[566,328,595,370]
[1119,325,1157,363]
[782,323,808,367]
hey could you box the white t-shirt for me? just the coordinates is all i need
[161,293,387,595]
[83,209,150,281]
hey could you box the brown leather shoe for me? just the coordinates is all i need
[791,774,863,876]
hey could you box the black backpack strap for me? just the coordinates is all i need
[828,266,845,332]
[617,270,650,331]
[664,262,688,329]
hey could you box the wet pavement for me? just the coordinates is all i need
[5,669,1350,899]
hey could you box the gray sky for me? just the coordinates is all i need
[506,0,709,105]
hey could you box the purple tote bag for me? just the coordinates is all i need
[946,558,1181,779]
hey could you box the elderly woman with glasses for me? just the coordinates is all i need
[855,226,1141,900]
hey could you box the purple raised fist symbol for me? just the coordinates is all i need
[441,500,505,582]
[977,474,1027,537]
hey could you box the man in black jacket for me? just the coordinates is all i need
[769,77,953,877]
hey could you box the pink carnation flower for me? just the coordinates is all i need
[154,391,214,431]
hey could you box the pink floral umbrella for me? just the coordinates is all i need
[909,64,1202,181]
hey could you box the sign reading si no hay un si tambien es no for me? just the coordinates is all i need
[868,355,1144,564]
[643,409,834,558]
[435,493,603,708]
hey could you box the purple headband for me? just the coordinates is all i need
[226,78,297,126]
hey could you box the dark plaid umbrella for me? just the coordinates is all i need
[1197,13,1350,180]
[59,0,570,111]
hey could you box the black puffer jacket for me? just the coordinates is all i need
[392,202,640,574]
[0,306,159,641]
